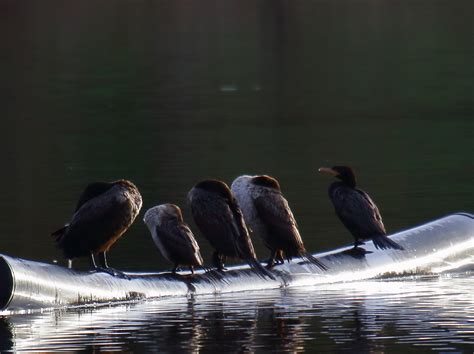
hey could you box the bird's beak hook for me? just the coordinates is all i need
[318,167,338,176]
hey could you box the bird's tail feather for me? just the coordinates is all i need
[373,236,404,250]
[301,252,328,271]
[198,264,214,273]
[248,258,276,281]
[51,225,68,243]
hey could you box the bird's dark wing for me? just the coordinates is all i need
[190,195,246,257]
[157,222,203,266]
[189,189,274,279]
[75,182,115,212]
[332,187,386,239]
[226,198,276,279]
[227,197,259,258]
[253,191,304,253]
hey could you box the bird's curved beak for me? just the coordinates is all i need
[318,167,338,176]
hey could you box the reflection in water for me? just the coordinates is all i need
[0,317,13,352]
[254,305,306,352]
[2,274,473,352]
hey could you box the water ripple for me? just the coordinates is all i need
[1,273,473,352]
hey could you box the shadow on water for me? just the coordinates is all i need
[2,273,474,352]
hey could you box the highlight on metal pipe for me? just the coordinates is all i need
[0,213,472,314]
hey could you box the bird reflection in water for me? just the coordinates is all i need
[253,306,306,353]
[143,298,205,352]
[192,298,257,352]
[0,317,13,352]
[329,304,376,352]
[317,301,412,353]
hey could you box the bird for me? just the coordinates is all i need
[231,175,327,270]
[318,166,404,250]
[51,179,143,277]
[143,204,203,274]
[188,179,275,280]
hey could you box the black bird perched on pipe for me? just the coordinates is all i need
[232,175,328,270]
[51,179,143,277]
[143,204,204,274]
[318,166,404,251]
[188,179,275,280]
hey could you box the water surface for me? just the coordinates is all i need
[1,273,473,352]
[0,0,472,270]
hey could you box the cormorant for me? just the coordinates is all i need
[143,204,203,274]
[188,179,275,280]
[51,179,142,276]
[318,166,404,250]
[232,175,327,270]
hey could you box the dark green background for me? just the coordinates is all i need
[1,0,472,271]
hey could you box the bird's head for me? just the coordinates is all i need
[318,165,357,188]
[112,179,138,189]
[193,179,233,200]
[231,175,252,190]
[143,204,183,228]
[250,175,281,191]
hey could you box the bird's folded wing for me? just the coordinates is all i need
[254,193,304,249]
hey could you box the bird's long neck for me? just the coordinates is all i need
[328,181,347,197]
[339,174,356,189]
[344,178,356,189]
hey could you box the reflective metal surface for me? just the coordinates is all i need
[1,213,472,314]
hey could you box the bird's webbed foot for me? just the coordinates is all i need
[190,266,199,275]
[94,267,131,279]
[172,265,182,274]
[353,240,365,248]
[266,259,276,269]
[89,252,130,279]
[275,250,285,265]
[89,252,131,279]
[212,252,227,271]
[266,250,280,269]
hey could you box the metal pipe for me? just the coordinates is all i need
[1,213,472,313]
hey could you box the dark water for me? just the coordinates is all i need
[0,0,473,351]
[1,274,474,352]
